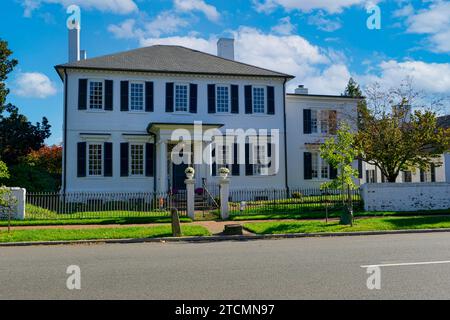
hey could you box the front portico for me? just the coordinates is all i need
[147,122,224,192]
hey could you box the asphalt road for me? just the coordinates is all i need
[1,233,450,299]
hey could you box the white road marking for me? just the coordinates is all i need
[361,260,450,268]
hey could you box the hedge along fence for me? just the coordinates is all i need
[25,191,187,220]
[228,188,362,216]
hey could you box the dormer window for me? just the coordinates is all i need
[89,80,103,110]
[175,84,189,112]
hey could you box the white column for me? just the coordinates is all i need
[219,178,230,219]
[158,141,168,193]
[185,179,195,219]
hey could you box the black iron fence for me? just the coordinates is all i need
[25,191,187,220]
[228,188,362,217]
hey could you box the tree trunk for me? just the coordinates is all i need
[340,185,354,226]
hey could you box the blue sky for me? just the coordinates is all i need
[1,0,449,145]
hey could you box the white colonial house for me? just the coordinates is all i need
[55,28,294,193]
[56,26,445,195]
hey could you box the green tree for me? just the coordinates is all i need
[343,77,363,98]
[320,123,359,225]
[355,81,450,182]
[0,39,18,110]
[0,159,9,180]
[0,39,51,166]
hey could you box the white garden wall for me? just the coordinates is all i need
[2,188,26,220]
[361,183,450,212]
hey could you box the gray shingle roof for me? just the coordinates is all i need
[55,45,294,79]
[437,115,450,129]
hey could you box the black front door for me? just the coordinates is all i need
[172,163,188,190]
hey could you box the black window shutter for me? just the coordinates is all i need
[77,142,86,177]
[330,164,338,179]
[120,81,129,111]
[104,80,113,111]
[145,143,154,177]
[104,142,113,177]
[166,83,174,112]
[267,86,275,115]
[245,85,253,114]
[231,85,239,114]
[374,169,378,183]
[431,164,436,182]
[245,143,254,176]
[145,82,154,112]
[208,84,216,113]
[366,170,370,183]
[232,143,240,176]
[358,158,363,179]
[303,109,312,134]
[189,84,198,113]
[304,152,312,180]
[120,142,129,177]
[211,147,217,176]
[78,79,87,110]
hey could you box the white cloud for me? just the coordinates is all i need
[402,1,450,53]
[21,0,138,17]
[109,11,190,40]
[252,0,368,14]
[307,11,342,32]
[108,19,141,39]
[361,60,450,94]
[145,11,190,37]
[14,72,57,98]
[174,0,220,22]
[392,4,414,18]
[271,16,296,35]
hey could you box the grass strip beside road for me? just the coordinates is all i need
[243,216,450,235]
[0,216,192,227]
[0,225,210,243]
[231,209,450,221]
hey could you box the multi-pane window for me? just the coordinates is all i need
[216,144,232,173]
[403,171,412,183]
[89,81,103,109]
[320,111,329,134]
[88,144,102,176]
[130,144,144,176]
[216,86,230,113]
[130,82,144,111]
[307,110,337,134]
[253,87,265,113]
[309,152,330,179]
[175,84,188,112]
[253,144,270,176]
[321,158,329,179]
[366,169,376,183]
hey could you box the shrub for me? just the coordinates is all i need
[292,192,303,199]
[6,163,59,192]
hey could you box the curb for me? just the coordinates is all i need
[2,227,450,247]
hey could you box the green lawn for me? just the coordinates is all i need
[243,215,450,235]
[230,209,450,221]
[0,225,210,243]
[0,216,192,227]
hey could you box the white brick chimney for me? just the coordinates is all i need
[295,85,309,95]
[68,23,80,63]
[217,38,235,60]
